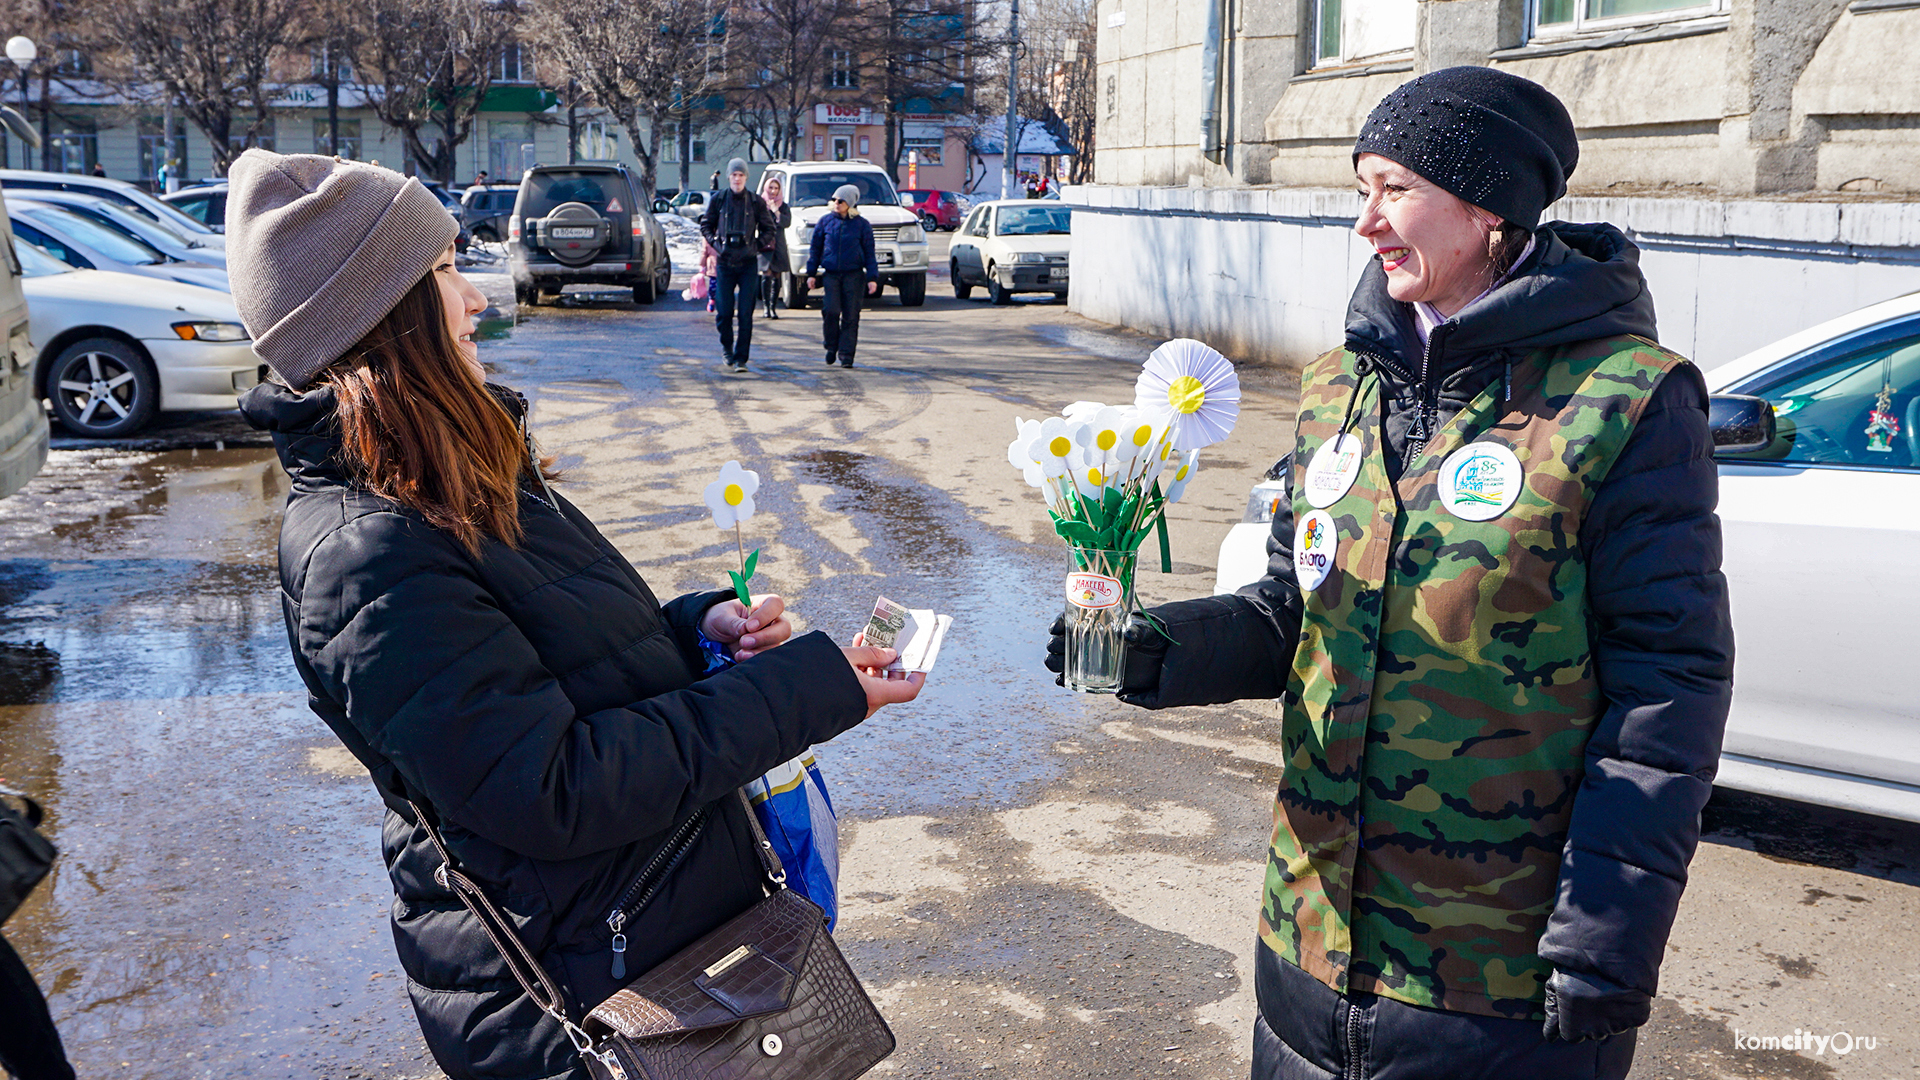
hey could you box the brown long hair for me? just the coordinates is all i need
[321,273,556,556]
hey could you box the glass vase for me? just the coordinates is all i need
[1062,547,1138,694]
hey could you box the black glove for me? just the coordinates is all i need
[1044,612,1169,704]
[1541,968,1651,1044]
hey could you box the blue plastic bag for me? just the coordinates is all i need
[745,750,841,930]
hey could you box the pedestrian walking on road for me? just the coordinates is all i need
[758,173,793,319]
[226,150,924,1080]
[700,158,779,371]
[806,183,877,367]
[1046,67,1731,1080]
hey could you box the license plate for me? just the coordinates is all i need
[877,252,894,266]
[552,226,595,239]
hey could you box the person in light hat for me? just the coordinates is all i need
[805,182,878,367]
[1046,66,1731,1080]
[227,150,923,1079]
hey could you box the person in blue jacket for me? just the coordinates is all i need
[805,183,878,367]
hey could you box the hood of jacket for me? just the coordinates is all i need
[1341,221,1659,475]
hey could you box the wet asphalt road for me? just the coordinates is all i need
[0,242,1916,1079]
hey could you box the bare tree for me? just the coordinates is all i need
[719,0,850,163]
[0,0,113,170]
[854,0,979,178]
[292,0,367,159]
[1016,0,1094,182]
[522,0,723,199]
[105,0,295,175]
[357,0,519,182]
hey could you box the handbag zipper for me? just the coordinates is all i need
[606,808,710,979]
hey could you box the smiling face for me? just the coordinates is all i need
[1353,153,1504,319]
[431,242,489,381]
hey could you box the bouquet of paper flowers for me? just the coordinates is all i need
[1006,338,1241,692]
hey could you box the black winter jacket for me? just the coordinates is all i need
[1132,222,1733,1010]
[699,189,780,269]
[241,381,868,1080]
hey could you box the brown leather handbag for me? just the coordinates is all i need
[412,791,894,1080]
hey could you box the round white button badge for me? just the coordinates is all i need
[1293,509,1339,591]
[1303,434,1364,508]
[1437,442,1524,521]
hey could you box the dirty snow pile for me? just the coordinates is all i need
[656,212,706,276]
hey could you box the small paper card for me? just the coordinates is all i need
[865,595,952,676]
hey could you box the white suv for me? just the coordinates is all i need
[762,161,929,308]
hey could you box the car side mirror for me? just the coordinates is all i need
[1708,394,1776,455]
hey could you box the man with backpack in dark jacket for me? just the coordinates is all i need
[806,183,878,367]
[699,158,780,372]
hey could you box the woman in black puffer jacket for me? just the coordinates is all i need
[227,150,922,1080]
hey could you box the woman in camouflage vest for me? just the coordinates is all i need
[1047,67,1732,1080]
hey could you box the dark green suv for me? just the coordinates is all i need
[509,164,671,305]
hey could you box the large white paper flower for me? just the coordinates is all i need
[703,460,760,529]
[1136,338,1240,450]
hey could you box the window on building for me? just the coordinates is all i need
[229,118,275,156]
[496,42,534,83]
[312,118,362,159]
[490,121,535,180]
[138,117,189,186]
[310,45,354,82]
[663,123,680,163]
[1313,0,1415,66]
[829,49,858,89]
[48,118,97,174]
[51,48,89,76]
[692,134,707,163]
[1532,0,1727,34]
[577,121,618,161]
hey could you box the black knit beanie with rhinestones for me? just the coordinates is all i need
[1352,66,1577,231]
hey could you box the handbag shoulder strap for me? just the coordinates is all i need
[405,790,782,1054]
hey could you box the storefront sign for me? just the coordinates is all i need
[814,103,874,126]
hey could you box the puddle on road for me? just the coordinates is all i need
[788,448,1101,816]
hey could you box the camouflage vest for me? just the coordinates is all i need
[1259,335,1685,1020]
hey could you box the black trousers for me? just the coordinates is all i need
[715,261,759,364]
[1251,941,1635,1080]
[0,931,75,1080]
[820,271,866,361]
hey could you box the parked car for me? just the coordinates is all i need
[899,188,966,231]
[419,180,474,251]
[509,163,672,305]
[9,200,229,291]
[669,188,712,220]
[1210,293,1920,823]
[14,239,262,438]
[459,183,521,242]
[21,190,226,267]
[0,168,224,248]
[948,200,1070,304]
[161,182,228,230]
[762,160,928,308]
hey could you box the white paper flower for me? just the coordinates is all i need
[1164,450,1201,502]
[1007,417,1046,487]
[1066,446,1115,502]
[1136,338,1241,450]
[703,460,760,529]
[1075,405,1133,466]
[1024,416,1079,480]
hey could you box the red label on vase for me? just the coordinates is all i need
[1065,571,1123,610]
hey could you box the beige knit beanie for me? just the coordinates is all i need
[225,150,460,390]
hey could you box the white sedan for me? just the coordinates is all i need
[17,240,261,438]
[1213,294,1920,823]
[948,201,1070,304]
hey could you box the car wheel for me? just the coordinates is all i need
[899,272,926,307]
[46,337,158,438]
[785,272,809,310]
[951,260,972,300]
[632,277,657,304]
[920,212,938,233]
[987,266,1011,306]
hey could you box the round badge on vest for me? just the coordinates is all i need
[1303,434,1364,508]
[1294,509,1338,591]
[1438,441,1524,521]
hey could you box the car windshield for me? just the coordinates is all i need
[27,205,168,264]
[995,205,1071,236]
[14,240,70,277]
[522,171,625,215]
[66,200,194,249]
[790,172,898,208]
[119,186,218,235]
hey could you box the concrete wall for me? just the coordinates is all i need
[1065,184,1920,372]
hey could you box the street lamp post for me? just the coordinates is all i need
[5,36,34,172]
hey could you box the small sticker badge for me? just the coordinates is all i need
[1303,434,1364,508]
[1438,442,1523,521]
[1293,509,1338,591]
